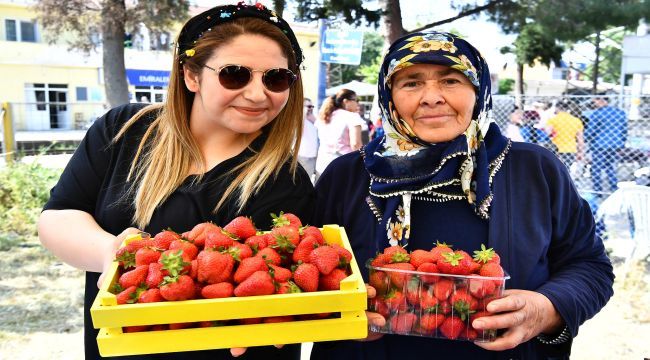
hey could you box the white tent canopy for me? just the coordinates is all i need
[325,80,377,97]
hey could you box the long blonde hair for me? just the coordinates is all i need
[114,18,304,228]
[319,88,357,124]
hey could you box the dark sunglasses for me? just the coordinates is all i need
[204,64,296,93]
[305,105,314,109]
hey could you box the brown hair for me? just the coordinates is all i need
[318,88,357,124]
[114,17,304,228]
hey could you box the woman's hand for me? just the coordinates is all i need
[472,289,564,351]
[358,284,385,342]
[96,227,142,288]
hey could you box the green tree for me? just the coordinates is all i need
[35,0,190,108]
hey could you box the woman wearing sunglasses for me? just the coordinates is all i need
[38,3,312,359]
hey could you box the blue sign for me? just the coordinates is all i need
[320,29,364,65]
[126,69,170,87]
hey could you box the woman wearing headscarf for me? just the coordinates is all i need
[311,31,613,360]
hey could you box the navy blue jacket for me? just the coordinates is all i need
[310,142,614,360]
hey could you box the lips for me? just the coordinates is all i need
[233,106,266,116]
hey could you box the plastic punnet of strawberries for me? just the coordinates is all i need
[110,212,353,332]
[366,242,509,342]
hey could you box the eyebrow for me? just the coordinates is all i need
[395,68,460,82]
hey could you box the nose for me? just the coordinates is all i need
[420,81,445,106]
[242,72,267,102]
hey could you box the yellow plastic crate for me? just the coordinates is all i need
[91,225,367,341]
[97,310,366,357]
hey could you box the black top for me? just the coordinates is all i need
[43,103,314,359]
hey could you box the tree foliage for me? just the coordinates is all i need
[295,0,382,27]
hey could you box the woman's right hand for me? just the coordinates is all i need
[358,284,385,342]
[97,227,142,288]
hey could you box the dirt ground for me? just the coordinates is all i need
[1,238,649,359]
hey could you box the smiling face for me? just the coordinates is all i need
[183,34,290,137]
[390,63,476,143]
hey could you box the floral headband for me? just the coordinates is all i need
[177,2,303,68]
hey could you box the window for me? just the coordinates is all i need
[76,87,88,101]
[5,19,37,42]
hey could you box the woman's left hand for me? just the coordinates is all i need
[472,289,564,351]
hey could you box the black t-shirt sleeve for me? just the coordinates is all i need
[43,104,145,213]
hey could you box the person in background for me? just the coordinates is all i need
[314,89,365,179]
[311,30,613,360]
[505,105,524,141]
[584,96,628,195]
[545,102,584,168]
[298,97,318,182]
[38,3,313,359]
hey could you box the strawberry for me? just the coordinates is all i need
[309,245,340,275]
[186,222,220,247]
[203,231,235,250]
[152,230,181,250]
[368,270,389,294]
[255,247,282,266]
[419,312,445,333]
[189,259,198,279]
[276,281,302,294]
[146,262,165,288]
[123,238,155,253]
[115,247,136,269]
[271,211,302,228]
[244,234,269,253]
[382,289,407,311]
[473,244,501,265]
[389,313,417,333]
[383,245,407,258]
[450,288,479,320]
[118,265,149,289]
[439,300,452,314]
[293,263,319,292]
[318,268,348,291]
[159,274,195,301]
[370,253,391,267]
[300,225,324,245]
[409,249,436,268]
[419,286,440,310]
[479,262,505,279]
[138,288,164,303]
[433,278,454,301]
[292,236,319,264]
[430,242,453,264]
[169,240,199,260]
[233,256,268,284]
[197,249,235,284]
[439,316,466,340]
[369,297,390,318]
[268,264,292,283]
[201,282,234,299]
[417,262,440,284]
[268,226,300,253]
[116,285,138,304]
[465,327,478,340]
[135,247,161,267]
[228,242,253,261]
[330,243,353,267]
[234,270,275,297]
[437,250,474,275]
[159,249,191,277]
[469,277,496,298]
[405,277,422,306]
[224,216,257,240]
[383,262,415,289]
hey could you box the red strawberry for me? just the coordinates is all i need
[271,211,302,228]
[437,250,474,275]
[450,288,479,319]
[116,285,138,304]
[255,247,282,266]
[118,265,149,289]
[138,288,164,303]
[276,281,302,294]
[382,289,407,311]
[469,277,496,298]
[224,216,257,240]
[244,234,269,252]
[417,262,440,284]
[409,249,436,268]
[433,278,454,301]
[234,256,268,284]
[146,262,165,288]
[439,300,452,314]
[330,243,353,267]
[368,270,389,294]
[419,312,445,333]
[268,264,292,283]
[159,249,191,277]
[369,297,390,318]
[318,268,348,291]
[201,282,234,299]
[123,238,155,253]
[439,316,466,340]
[115,247,136,269]
[389,313,417,333]
[189,259,198,279]
[383,262,415,289]
[159,274,195,301]
[309,245,340,275]
[430,242,454,264]
[169,240,198,260]
[234,270,275,297]
[186,222,220,247]
[152,230,181,250]
[473,244,501,265]
[370,253,391,267]
[383,245,407,258]
[405,278,422,306]
[293,263,319,292]
[203,229,234,251]
[419,287,440,310]
[300,226,324,245]
[479,262,505,279]
[465,327,478,340]
[268,226,300,252]
[197,250,235,284]
[292,236,319,264]
[228,242,253,261]
[135,247,161,267]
